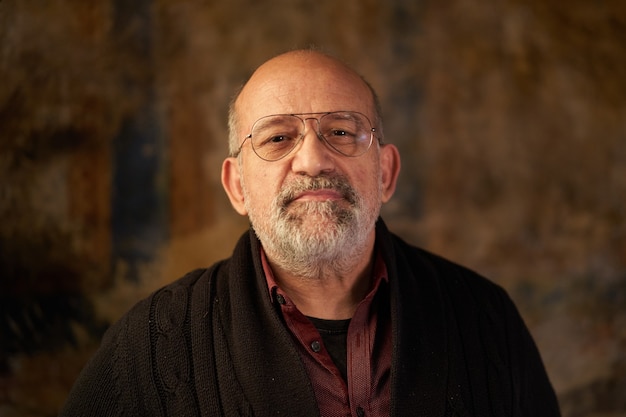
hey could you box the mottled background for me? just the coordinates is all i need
[1,0,625,416]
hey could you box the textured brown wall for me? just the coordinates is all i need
[1,0,625,415]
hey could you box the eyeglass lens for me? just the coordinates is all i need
[250,111,372,161]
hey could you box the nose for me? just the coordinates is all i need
[289,119,335,176]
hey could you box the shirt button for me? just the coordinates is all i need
[310,340,321,352]
[276,294,286,305]
[356,407,365,417]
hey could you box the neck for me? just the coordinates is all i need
[266,235,376,319]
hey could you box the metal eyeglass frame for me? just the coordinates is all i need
[232,110,378,161]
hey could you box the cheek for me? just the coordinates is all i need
[360,156,383,188]
[349,164,382,204]
[242,166,282,208]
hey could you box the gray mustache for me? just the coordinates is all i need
[278,175,358,207]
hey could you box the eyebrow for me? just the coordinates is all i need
[253,115,299,131]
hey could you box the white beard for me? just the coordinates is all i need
[243,173,381,279]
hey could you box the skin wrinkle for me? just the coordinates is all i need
[222,49,400,318]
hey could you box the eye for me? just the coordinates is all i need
[325,128,357,144]
[330,129,348,137]
[322,115,360,141]
[270,135,287,143]
[256,131,299,150]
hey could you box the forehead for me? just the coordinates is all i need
[236,53,375,129]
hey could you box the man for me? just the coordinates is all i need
[61,50,560,416]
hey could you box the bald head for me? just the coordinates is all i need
[228,50,383,156]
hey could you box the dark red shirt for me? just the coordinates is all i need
[262,249,392,417]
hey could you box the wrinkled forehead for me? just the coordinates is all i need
[235,54,376,133]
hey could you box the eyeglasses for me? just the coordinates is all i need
[233,111,377,161]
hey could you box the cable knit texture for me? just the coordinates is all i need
[60,220,561,416]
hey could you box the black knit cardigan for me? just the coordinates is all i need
[61,220,561,416]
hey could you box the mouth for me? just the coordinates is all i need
[291,189,345,203]
[279,174,358,209]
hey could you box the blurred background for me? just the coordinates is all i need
[1,0,625,416]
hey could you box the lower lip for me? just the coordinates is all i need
[293,191,343,202]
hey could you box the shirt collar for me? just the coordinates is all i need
[261,244,389,305]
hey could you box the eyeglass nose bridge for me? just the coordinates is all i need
[281,115,327,157]
[298,115,325,139]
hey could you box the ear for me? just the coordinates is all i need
[221,157,248,215]
[379,144,401,203]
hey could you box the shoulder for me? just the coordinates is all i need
[62,261,233,415]
[102,264,226,343]
[385,230,512,314]
[390,231,501,286]
[130,264,226,325]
